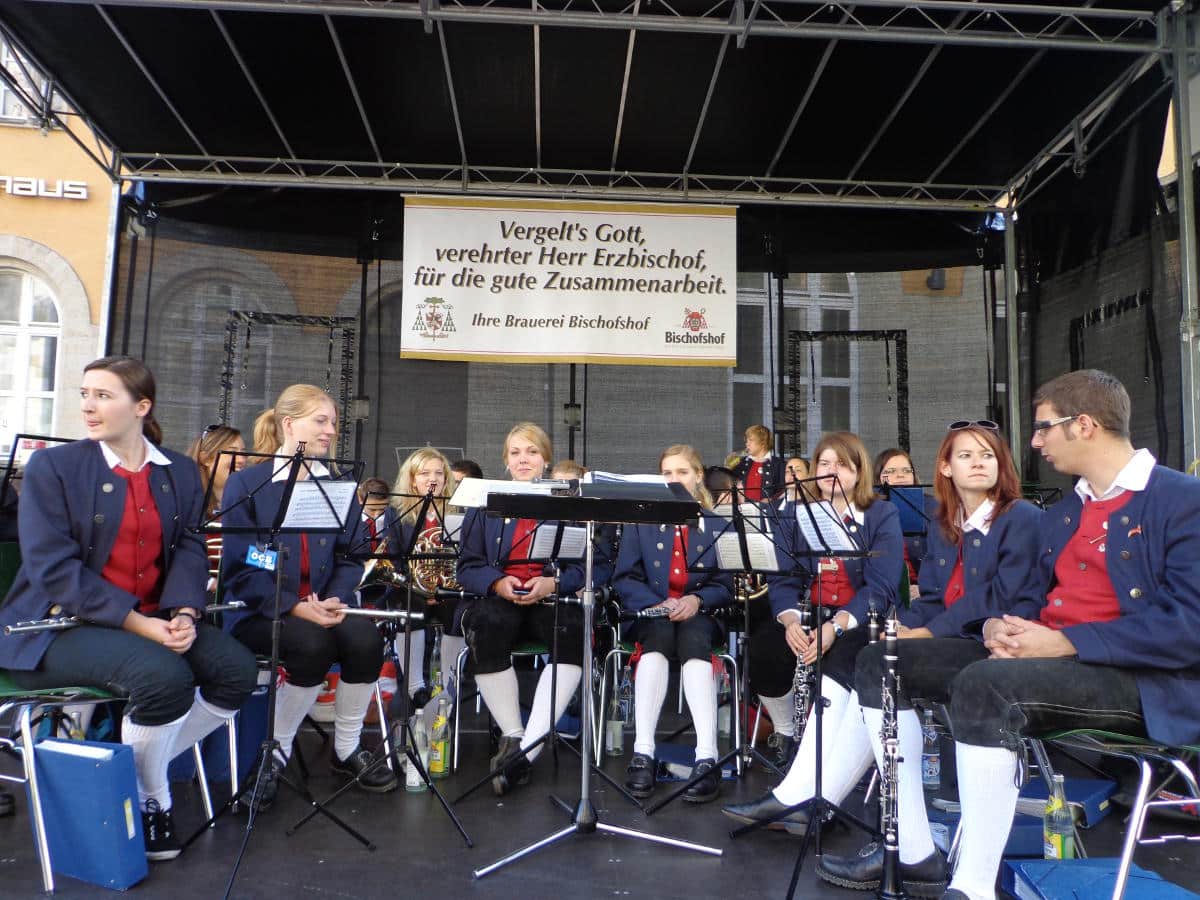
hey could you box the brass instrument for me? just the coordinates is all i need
[407,522,461,597]
[358,534,408,591]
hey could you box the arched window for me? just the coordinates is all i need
[0,267,61,458]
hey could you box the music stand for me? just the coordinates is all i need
[641,485,814,814]
[473,483,725,880]
[0,434,73,531]
[287,488,472,847]
[184,445,373,899]
[729,474,881,900]
[878,484,933,539]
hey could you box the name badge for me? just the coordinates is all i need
[246,546,278,571]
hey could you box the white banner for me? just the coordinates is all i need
[401,196,737,366]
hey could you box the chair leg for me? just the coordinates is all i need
[194,744,214,824]
[453,646,469,772]
[596,649,620,766]
[226,715,239,804]
[19,704,55,893]
[373,683,394,773]
[1111,757,1155,900]
[721,653,742,776]
[750,704,761,749]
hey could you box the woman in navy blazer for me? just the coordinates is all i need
[0,357,256,860]
[455,423,586,796]
[725,430,904,835]
[222,384,394,799]
[613,444,734,804]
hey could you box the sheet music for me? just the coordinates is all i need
[448,477,557,509]
[529,524,587,561]
[282,480,357,529]
[443,513,464,542]
[714,532,780,572]
[795,501,858,553]
[584,471,668,485]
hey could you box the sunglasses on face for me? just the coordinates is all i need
[948,419,1000,432]
[1031,414,1078,435]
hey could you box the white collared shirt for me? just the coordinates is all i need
[961,498,995,537]
[99,436,171,472]
[270,458,331,483]
[1074,448,1155,503]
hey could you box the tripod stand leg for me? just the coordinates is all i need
[597,821,723,855]
[473,825,577,879]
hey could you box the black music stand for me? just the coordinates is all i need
[184,445,373,899]
[473,484,725,879]
[287,488,472,847]
[451,507,641,807]
[641,485,815,814]
[728,474,881,900]
[0,434,73,536]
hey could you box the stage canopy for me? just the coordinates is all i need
[0,0,1182,272]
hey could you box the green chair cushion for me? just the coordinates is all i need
[0,670,119,702]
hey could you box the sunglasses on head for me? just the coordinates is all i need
[948,419,1000,432]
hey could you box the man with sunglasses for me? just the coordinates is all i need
[934,369,1200,900]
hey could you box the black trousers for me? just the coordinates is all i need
[629,614,722,663]
[232,613,384,687]
[854,638,1145,749]
[465,596,583,674]
[748,614,866,697]
[11,622,257,726]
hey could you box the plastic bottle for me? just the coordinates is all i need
[405,717,430,793]
[618,662,634,725]
[717,670,732,737]
[428,693,451,779]
[429,637,442,693]
[1043,773,1076,859]
[921,708,941,791]
[605,694,624,757]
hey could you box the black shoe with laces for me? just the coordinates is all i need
[625,752,656,799]
[684,758,721,804]
[332,745,399,793]
[766,732,798,770]
[141,799,182,862]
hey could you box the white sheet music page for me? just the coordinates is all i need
[715,531,780,572]
[795,501,858,553]
[448,477,555,509]
[530,524,588,561]
[282,480,357,529]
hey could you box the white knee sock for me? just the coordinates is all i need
[333,680,376,762]
[475,668,524,738]
[862,706,937,865]
[948,742,1019,900]
[521,664,582,762]
[758,692,796,738]
[772,677,849,806]
[394,630,426,695]
[633,652,669,758]
[681,659,719,761]
[170,688,238,761]
[123,712,188,809]
[816,691,875,807]
[440,634,466,695]
[273,682,322,764]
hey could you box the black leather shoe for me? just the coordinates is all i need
[816,840,948,898]
[332,745,400,793]
[239,757,282,814]
[767,732,798,770]
[684,758,721,804]
[625,752,656,799]
[0,787,14,818]
[722,792,811,835]
[491,735,531,797]
[141,799,182,862]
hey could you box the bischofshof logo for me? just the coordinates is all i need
[412,297,456,339]
[681,307,708,332]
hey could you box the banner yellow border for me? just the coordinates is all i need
[401,350,734,367]
[404,195,736,218]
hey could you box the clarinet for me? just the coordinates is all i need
[790,593,814,743]
[878,610,907,900]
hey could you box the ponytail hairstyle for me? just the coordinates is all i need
[252,384,338,457]
[659,444,714,510]
[83,356,162,445]
[933,425,1023,543]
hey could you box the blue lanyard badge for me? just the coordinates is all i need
[246,545,278,571]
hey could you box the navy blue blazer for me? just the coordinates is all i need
[612,514,734,614]
[906,500,1042,638]
[767,499,904,625]
[0,440,208,670]
[455,508,586,598]
[1007,466,1200,747]
[219,461,365,632]
[733,454,785,502]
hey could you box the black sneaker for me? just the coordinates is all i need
[141,799,182,862]
[625,752,656,799]
[238,756,282,814]
[332,745,399,793]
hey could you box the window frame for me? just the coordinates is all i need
[0,267,62,457]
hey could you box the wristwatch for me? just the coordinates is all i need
[832,621,845,638]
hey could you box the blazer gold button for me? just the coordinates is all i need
[1063,516,1071,524]
[49,604,62,615]
[1129,587,1143,599]
[1120,515,1130,525]
[1120,550,1131,560]
[972,538,981,547]
[93,514,105,524]
[102,482,114,493]
[659,525,667,532]
[657,543,664,550]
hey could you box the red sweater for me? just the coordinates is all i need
[100,466,164,615]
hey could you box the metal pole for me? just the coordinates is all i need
[1003,206,1022,470]
[1171,8,1199,469]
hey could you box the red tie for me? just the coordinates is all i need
[366,517,378,552]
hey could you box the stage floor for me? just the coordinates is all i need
[3,679,1199,899]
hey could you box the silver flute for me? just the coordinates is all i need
[790,596,814,743]
[339,607,426,623]
[3,602,249,636]
[878,610,906,900]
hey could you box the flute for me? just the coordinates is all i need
[4,616,80,635]
[339,607,426,623]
